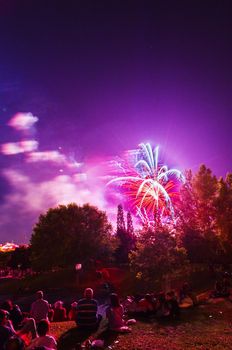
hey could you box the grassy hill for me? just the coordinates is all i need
[51,298,232,350]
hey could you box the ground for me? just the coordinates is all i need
[1,266,230,349]
[51,298,232,350]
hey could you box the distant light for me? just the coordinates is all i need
[0,242,19,252]
[75,263,82,271]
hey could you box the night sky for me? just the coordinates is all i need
[0,0,232,243]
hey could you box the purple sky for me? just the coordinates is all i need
[0,0,232,243]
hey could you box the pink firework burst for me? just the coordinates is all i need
[107,143,185,225]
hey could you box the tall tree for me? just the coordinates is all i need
[115,205,134,263]
[176,169,197,229]
[117,204,126,233]
[126,211,134,236]
[30,203,114,271]
[192,164,217,232]
[213,174,232,262]
[176,165,222,264]
[177,165,218,233]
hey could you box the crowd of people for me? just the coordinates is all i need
[0,287,136,350]
[0,290,57,350]
[123,290,183,320]
[0,274,231,350]
[0,285,190,350]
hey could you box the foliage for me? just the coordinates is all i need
[117,204,126,232]
[0,251,11,269]
[176,165,232,265]
[115,205,135,263]
[129,226,187,284]
[177,165,217,232]
[26,164,232,271]
[126,211,134,236]
[51,299,232,350]
[8,246,31,270]
[30,203,114,271]
[215,175,232,241]
[181,228,222,264]
[129,164,232,280]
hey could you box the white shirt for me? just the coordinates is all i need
[27,335,57,349]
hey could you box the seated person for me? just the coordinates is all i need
[5,336,25,350]
[211,275,231,298]
[30,291,49,323]
[1,300,23,330]
[52,301,67,322]
[0,306,37,346]
[106,293,135,332]
[27,319,57,349]
[68,302,78,321]
[76,288,98,330]
[48,305,54,323]
[0,309,15,350]
[166,291,180,319]
[179,282,198,306]
[155,292,170,318]
[137,294,155,313]
[211,280,224,298]
[122,296,137,313]
[17,317,38,345]
[222,273,231,297]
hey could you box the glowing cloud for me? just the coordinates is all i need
[1,140,38,155]
[0,167,110,242]
[8,112,38,131]
[26,150,66,164]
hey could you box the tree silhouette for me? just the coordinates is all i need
[176,165,227,265]
[31,203,114,271]
[130,226,187,284]
[115,205,134,263]
[117,204,126,233]
[127,211,134,236]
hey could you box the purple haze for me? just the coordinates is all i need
[0,1,231,243]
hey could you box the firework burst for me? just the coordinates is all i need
[107,143,185,225]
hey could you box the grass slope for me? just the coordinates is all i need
[51,299,232,350]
